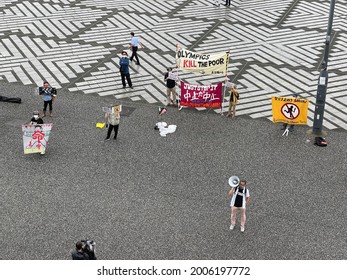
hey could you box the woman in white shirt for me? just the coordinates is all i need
[228,180,250,232]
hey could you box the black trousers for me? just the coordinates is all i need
[121,73,132,87]
[43,100,52,112]
[130,46,140,64]
[106,124,119,139]
[225,0,231,5]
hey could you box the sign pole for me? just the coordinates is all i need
[309,0,335,142]
[222,49,231,116]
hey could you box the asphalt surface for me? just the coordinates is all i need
[0,81,346,260]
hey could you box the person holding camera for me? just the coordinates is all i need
[71,241,89,260]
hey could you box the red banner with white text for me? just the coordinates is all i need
[180,81,223,108]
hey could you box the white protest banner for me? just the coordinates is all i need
[168,71,179,81]
[176,47,229,75]
[22,124,53,154]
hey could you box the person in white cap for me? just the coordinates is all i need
[228,180,250,232]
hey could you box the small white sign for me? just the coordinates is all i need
[319,77,326,85]
[168,71,178,81]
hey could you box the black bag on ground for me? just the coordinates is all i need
[0,96,22,103]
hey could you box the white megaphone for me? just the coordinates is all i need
[228,176,240,188]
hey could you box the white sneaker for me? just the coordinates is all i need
[230,224,235,230]
[240,226,245,232]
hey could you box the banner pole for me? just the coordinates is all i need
[222,49,230,116]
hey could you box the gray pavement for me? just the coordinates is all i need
[1,80,346,260]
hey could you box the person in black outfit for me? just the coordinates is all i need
[30,111,44,125]
[71,241,89,260]
[164,67,177,107]
[224,0,231,6]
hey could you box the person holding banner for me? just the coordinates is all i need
[227,84,239,118]
[164,67,177,107]
[27,113,46,155]
[119,51,133,89]
[30,111,44,125]
[104,106,121,141]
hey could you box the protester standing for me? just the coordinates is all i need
[39,81,56,117]
[104,107,121,141]
[129,32,140,65]
[164,67,177,107]
[227,84,239,118]
[29,111,45,155]
[30,111,44,125]
[228,180,250,232]
[119,51,133,89]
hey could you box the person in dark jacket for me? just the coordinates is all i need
[71,241,89,260]
[39,81,56,117]
[30,111,44,125]
[120,51,133,89]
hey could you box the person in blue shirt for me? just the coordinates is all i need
[129,32,140,65]
[119,51,133,89]
[39,81,56,117]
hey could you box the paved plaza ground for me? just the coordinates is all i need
[0,0,347,260]
[1,81,347,260]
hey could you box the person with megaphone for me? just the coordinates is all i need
[227,176,250,232]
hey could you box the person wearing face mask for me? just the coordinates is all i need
[228,180,250,232]
[29,111,46,155]
[30,111,44,125]
[119,51,133,89]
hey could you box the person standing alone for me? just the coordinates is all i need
[227,84,239,118]
[39,81,56,117]
[164,67,177,107]
[228,180,250,232]
[129,32,140,65]
[104,106,121,141]
[120,51,133,89]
